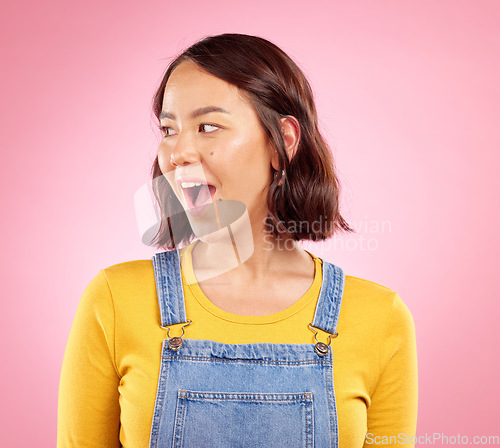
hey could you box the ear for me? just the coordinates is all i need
[270,142,280,171]
[270,115,301,171]
[280,115,301,163]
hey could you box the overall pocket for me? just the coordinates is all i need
[172,390,314,448]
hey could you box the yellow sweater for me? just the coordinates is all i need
[57,244,417,447]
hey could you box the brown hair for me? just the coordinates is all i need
[150,33,354,250]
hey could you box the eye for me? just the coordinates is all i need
[199,123,219,133]
[159,125,176,137]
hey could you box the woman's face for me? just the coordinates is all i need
[157,60,275,225]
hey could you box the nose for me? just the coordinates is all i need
[169,132,201,167]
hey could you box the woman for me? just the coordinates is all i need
[58,33,417,447]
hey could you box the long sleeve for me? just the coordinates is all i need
[364,293,418,446]
[57,270,122,448]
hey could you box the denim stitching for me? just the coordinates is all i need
[173,391,315,446]
[148,339,170,447]
[164,356,326,366]
[179,392,188,447]
[180,397,312,403]
[170,250,186,323]
[324,358,337,447]
[173,391,187,448]
[305,392,314,447]
[312,259,328,330]
[331,266,345,334]
[163,254,175,325]
[152,255,167,327]
[157,250,187,326]
[179,391,314,401]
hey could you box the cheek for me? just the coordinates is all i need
[220,134,270,166]
[157,145,173,174]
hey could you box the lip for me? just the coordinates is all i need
[175,176,217,212]
[175,177,216,189]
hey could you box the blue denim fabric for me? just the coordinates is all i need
[149,249,345,448]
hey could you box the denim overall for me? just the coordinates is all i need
[148,248,345,448]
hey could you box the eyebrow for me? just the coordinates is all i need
[159,106,230,120]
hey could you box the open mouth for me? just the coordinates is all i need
[180,182,217,210]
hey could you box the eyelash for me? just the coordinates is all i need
[158,123,220,137]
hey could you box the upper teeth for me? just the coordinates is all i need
[181,181,205,188]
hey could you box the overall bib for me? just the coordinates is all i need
[148,248,345,448]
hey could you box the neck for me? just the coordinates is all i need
[190,212,310,283]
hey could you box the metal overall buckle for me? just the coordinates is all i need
[308,323,338,357]
[163,320,192,351]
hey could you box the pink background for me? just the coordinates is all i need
[2,0,499,446]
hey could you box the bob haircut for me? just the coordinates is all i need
[150,33,353,250]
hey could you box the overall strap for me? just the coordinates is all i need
[152,249,187,326]
[311,260,345,335]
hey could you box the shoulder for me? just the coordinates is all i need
[345,274,395,296]
[82,259,157,314]
[73,259,154,333]
[339,274,414,334]
[102,258,154,274]
[344,274,401,309]
[312,253,410,323]
[100,259,154,289]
